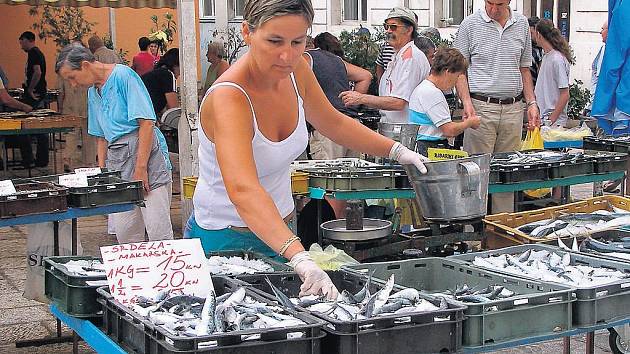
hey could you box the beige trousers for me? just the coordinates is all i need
[111,183,174,244]
[463,98,526,213]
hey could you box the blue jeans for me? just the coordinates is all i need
[184,214,286,260]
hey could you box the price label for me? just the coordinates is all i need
[101,239,213,305]
[0,180,16,196]
[58,174,89,188]
[74,167,102,176]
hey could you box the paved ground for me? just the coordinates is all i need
[0,150,622,353]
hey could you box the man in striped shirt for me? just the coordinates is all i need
[453,0,540,213]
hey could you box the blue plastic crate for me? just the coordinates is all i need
[597,117,630,136]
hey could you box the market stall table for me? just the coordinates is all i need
[0,203,137,350]
[0,113,81,175]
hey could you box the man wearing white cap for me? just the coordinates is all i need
[339,7,430,123]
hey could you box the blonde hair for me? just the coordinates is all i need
[244,0,314,30]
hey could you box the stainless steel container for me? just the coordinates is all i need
[404,154,491,221]
[378,122,420,150]
[320,219,392,241]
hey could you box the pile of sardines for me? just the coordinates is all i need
[131,286,307,338]
[471,249,629,287]
[267,274,447,321]
[515,210,630,239]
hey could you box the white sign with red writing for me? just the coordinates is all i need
[101,239,213,306]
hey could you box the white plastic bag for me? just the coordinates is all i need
[541,123,593,142]
[25,222,83,302]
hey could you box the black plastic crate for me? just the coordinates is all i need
[14,170,142,208]
[495,164,550,184]
[97,276,325,354]
[449,244,630,328]
[240,271,465,354]
[44,256,105,318]
[582,137,614,152]
[66,175,143,208]
[0,181,67,218]
[587,151,629,174]
[549,156,594,179]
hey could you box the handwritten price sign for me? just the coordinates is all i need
[101,239,212,305]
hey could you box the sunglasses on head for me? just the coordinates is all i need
[383,23,406,31]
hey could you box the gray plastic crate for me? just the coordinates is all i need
[342,257,573,348]
[449,244,630,327]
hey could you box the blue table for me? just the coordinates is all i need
[462,317,630,353]
[50,305,127,354]
[544,140,584,149]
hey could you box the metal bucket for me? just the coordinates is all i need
[378,122,420,150]
[404,154,491,222]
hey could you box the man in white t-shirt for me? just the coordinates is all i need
[339,7,430,123]
[409,48,480,154]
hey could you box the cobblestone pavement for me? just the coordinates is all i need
[0,173,621,353]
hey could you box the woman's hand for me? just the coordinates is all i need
[290,251,339,300]
[390,142,428,174]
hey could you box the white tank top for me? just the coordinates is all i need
[193,73,309,229]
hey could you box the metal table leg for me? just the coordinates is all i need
[71,219,77,255]
[585,331,595,354]
[317,199,323,246]
[1,139,7,176]
[563,336,570,354]
[560,186,570,204]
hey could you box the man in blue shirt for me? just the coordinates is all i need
[55,44,173,244]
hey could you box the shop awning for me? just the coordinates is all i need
[0,0,176,9]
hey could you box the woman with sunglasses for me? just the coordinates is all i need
[186,0,428,299]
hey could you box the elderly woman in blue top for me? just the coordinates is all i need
[55,44,174,245]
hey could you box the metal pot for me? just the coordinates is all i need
[320,218,392,241]
[404,154,491,222]
[378,122,420,150]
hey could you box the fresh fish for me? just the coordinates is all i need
[194,290,216,336]
[340,290,360,304]
[265,277,296,310]
[373,275,395,311]
[390,288,420,302]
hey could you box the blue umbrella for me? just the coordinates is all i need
[591,0,630,119]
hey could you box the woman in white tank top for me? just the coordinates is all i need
[185,0,429,300]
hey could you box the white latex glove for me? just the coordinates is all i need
[390,142,429,174]
[289,251,339,300]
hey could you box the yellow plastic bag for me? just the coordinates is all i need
[308,244,359,271]
[521,127,549,198]
[521,127,544,150]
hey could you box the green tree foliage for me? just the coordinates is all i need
[339,26,385,94]
[29,6,96,48]
[568,79,591,119]
[149,13,177,52]
[212,27,247,64]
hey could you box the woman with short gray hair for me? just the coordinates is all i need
[186,0,428,299]
[202,42,230,94]
[56,44,174,245]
